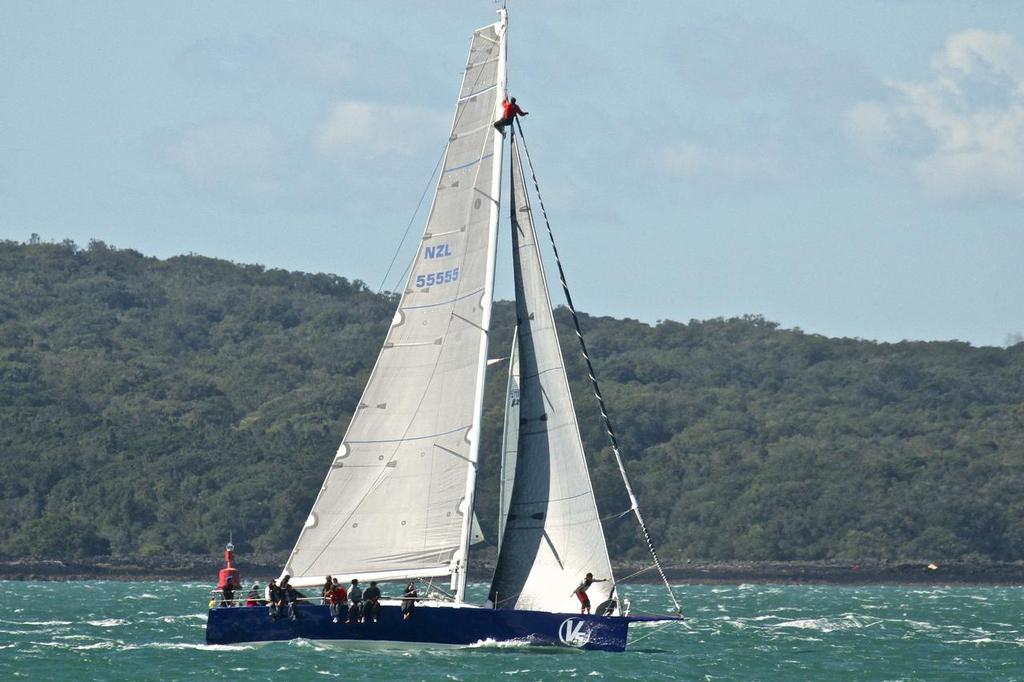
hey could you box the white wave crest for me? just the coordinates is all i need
[771,614,880,633]
[75,641,119,650]
[121,642,254,652]
[465,638,533,649]
[87,619,127,627]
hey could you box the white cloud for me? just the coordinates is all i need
[313,100,447,160]
[846,29,1024,201]
[164,122,285,195]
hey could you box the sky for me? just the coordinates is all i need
[2,1,1022,347]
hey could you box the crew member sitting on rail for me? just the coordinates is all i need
[280,575,303,621]
[329,578,348,623]
[245,581,261,607]
[363,581,382,623]
[346,578,363,624]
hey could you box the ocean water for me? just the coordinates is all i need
[1,581,1021,681]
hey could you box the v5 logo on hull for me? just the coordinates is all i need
[558,617,592,647]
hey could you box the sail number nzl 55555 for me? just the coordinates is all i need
[416,267,460,288]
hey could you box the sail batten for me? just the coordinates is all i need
[284,16,506,586]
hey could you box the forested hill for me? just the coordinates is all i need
[2,239,1023,564]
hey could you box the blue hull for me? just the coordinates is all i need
[206,603,664,652]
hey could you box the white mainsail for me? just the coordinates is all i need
[284,14,506,591]
[488,132,616,613]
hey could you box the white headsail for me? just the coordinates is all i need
[284,14,506,591]
[497,328,520,554]
[488,132,616,613]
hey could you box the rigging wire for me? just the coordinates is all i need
[512,119,683,617]
[376,145,447,294]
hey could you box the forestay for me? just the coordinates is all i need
[284,16,506,589]
[488,133,616,613]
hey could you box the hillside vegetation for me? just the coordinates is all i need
[1,240,1023,563]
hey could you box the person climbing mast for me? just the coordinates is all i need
[494,96,528,133]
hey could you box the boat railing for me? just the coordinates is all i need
[206,590,430,608]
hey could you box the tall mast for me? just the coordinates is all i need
[454,7,508,603]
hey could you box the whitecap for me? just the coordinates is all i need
[158,614,206,623]
[771,616,861,633]
[74,642,118,650]
[289,639,328,652]
[466,638,533,649]
[87,619,127,627]
[943,637,1019,645]
[121,642,254,652]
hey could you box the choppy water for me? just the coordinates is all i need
[1,581,1021,680]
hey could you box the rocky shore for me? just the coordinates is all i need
[2,555,1022,585]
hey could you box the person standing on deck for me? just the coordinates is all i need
[571,573,608,615]
[266,578,281,621]
[220,576,236,607]
[321,576,334,605]
[493,96,527,132]
[402,581,418,620]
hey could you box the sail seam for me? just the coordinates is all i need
[401,287,484,310]
[345,424,471,445]
[458,83,498,101]
[465,56,500,70]
[450,122,494,139]
[443,152,494,175]
[508,489,594,505]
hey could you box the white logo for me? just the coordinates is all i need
[558,617,592,647]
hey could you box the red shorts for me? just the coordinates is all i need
[575,591,590,606]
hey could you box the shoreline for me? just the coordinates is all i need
[2,557,1022,586]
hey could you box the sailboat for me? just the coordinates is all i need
[206,9,680,652]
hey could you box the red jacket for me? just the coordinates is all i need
[329,586,348,604]
[502,100,526,119]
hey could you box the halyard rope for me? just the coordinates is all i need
[512,119,682,616]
